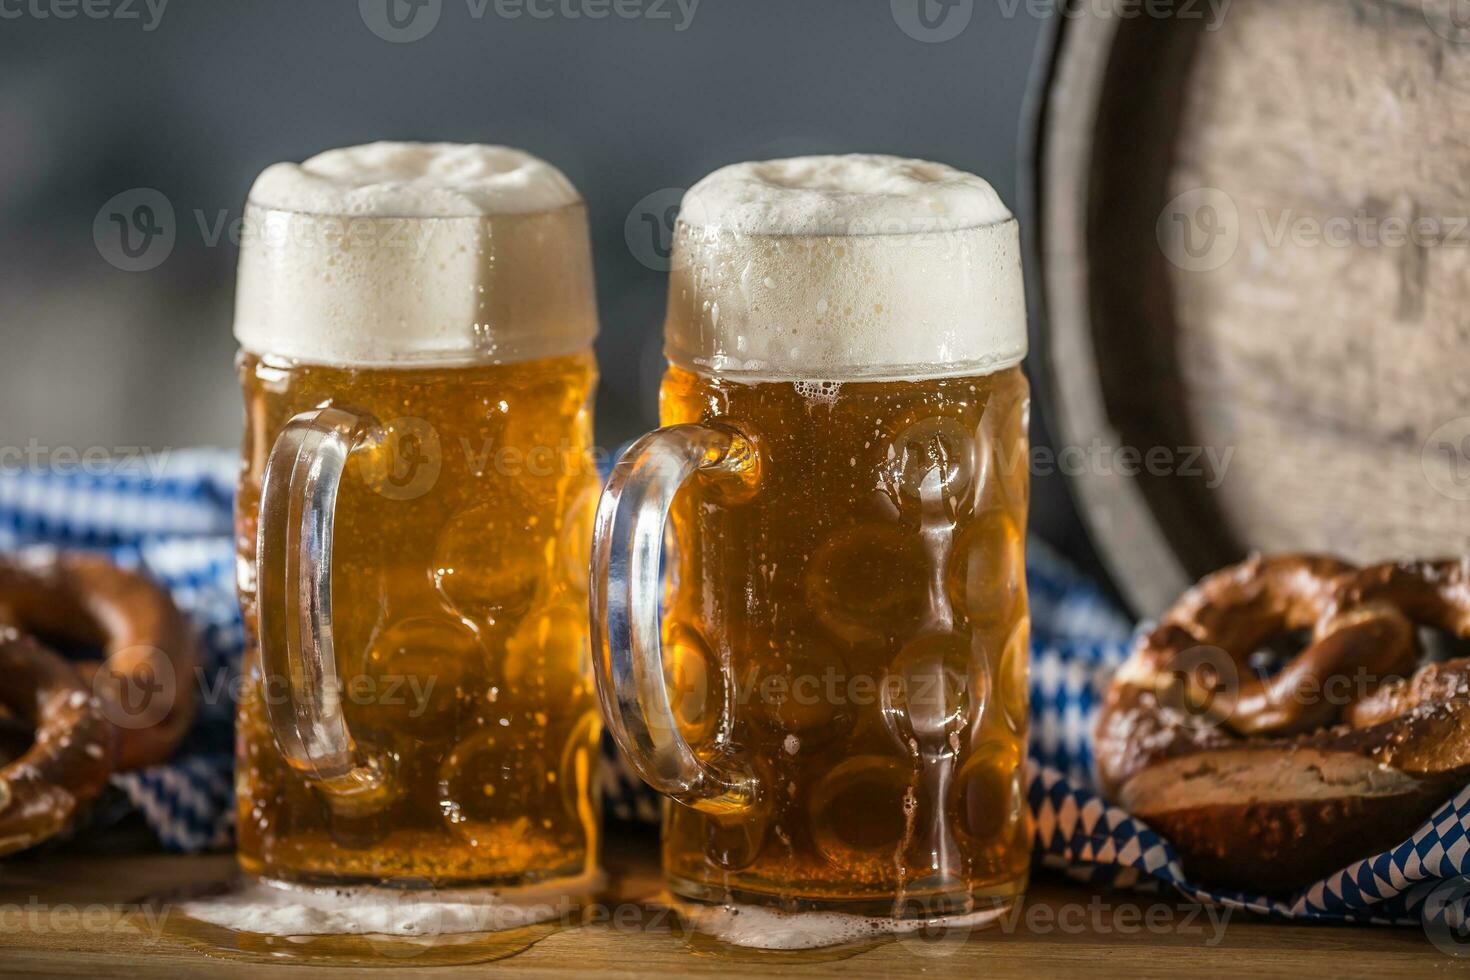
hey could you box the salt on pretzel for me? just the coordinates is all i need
[0,629,116,856]
[1096,555,1470,894]
[0,552,198,772]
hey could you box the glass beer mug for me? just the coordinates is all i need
[593,156,1031,917]
[233,143,601,886]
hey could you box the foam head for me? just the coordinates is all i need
[234,142,598,367]
[665,154,1027,381]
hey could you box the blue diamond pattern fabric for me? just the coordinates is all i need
[2,448,1468,929]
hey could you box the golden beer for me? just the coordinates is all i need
[656,364,1030,910]
[235,353,600,883]
[233,143,601,886]
[593,155,1033,919]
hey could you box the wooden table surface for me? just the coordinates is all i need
[0,835,1458,978]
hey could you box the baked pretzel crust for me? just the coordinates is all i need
[1096,555,1470,893]
[0,552,198,771]
[0,629,116,856]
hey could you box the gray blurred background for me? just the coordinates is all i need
[0,0,1097,574]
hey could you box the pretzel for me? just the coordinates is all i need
[1096,555,1470,894]
[0,552,198,771]
[0,629,116,856]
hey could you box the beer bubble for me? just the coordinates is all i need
[433,497,550,625]
[793,379,842,406]
[808,755,911,873]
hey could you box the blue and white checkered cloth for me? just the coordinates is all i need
[2,448,1468,929]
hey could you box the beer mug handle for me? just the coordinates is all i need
[256,407,384,799]
[591,423,760,814]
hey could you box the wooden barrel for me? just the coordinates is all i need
[1025,0,1470,616]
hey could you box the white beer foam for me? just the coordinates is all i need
[247,142,581,217]
[680,154,1012,235]
[179,871,604,937]
[674,898,1006,950]
[234,142,597,367]
[667,155,1027,381]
